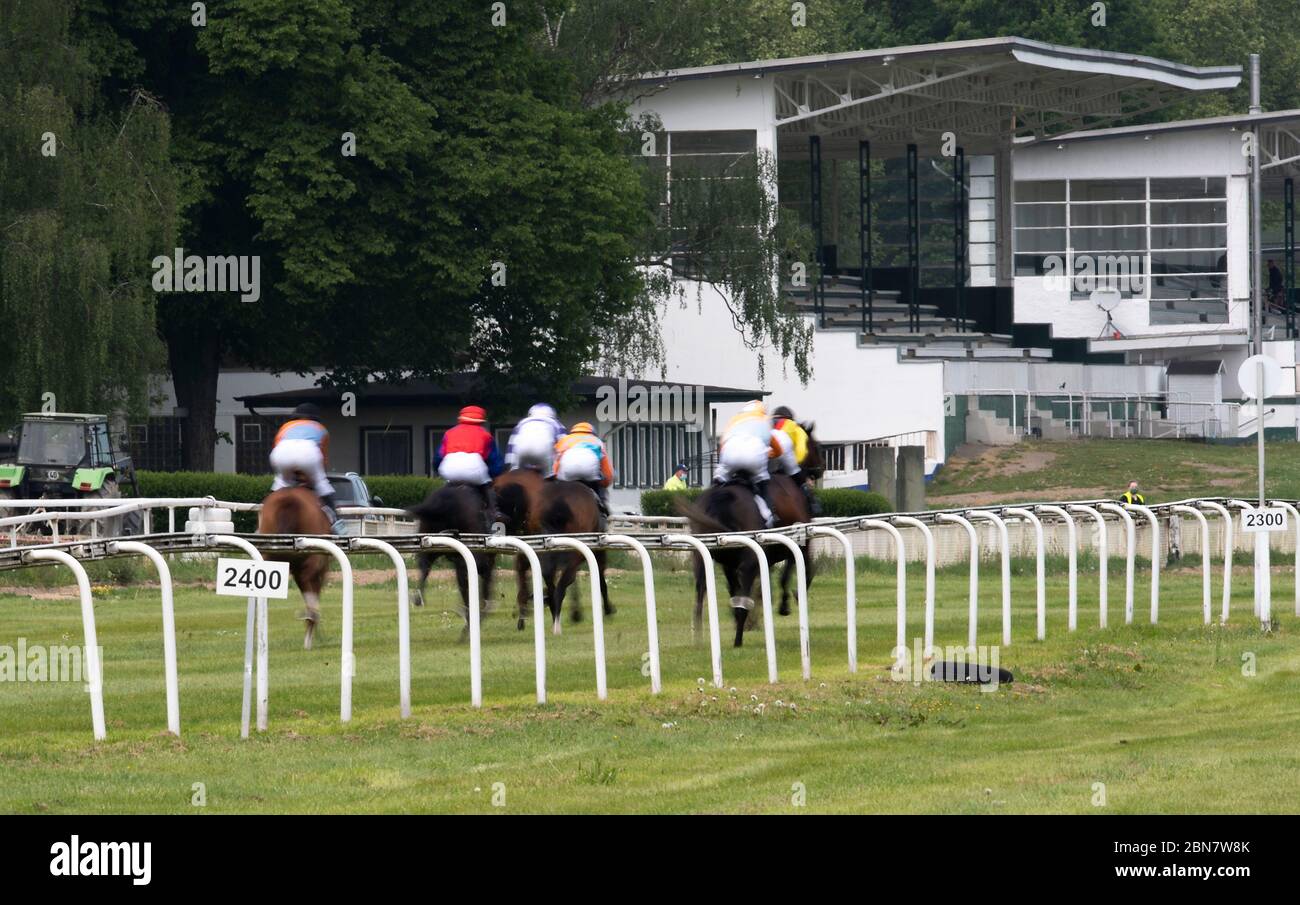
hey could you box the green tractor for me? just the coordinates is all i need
[0,413,143,536]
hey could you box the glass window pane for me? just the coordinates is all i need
[1014,228,1066,252]
[1071,179,1145,201]
[1013,204,1065,227]
[1070,226,1147,252]
[1151,251,1227,274]
[1070,203,1144,226]
[1150,275,1228,299]
[1151,201,1227,224]
[670,130,757,155]
[1015,181,1065,202]
[1150,177,1225,199]
[1150,225,1227,249]
[1015,254,1057,275]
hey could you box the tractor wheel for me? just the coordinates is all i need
[83,479,123,537]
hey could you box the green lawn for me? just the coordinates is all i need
[930,438,1300,505]
[1,553,1297,814]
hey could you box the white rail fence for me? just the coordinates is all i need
[0,495,1293,741]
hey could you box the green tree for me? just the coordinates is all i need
[0,0,173,425]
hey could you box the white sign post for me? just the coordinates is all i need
[1237,354,1284,629]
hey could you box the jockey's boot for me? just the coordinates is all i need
[800,480,821,517]
[477,483,506,535]
[319,492,346,535]
[587,482,610,517]
[753,480,775,528]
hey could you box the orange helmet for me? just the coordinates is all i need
[458,405,487,424]
[570,422,595,434]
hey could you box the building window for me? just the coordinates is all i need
[609,423,706,489]
[822,444,846,472]
[126,416,185,471]
[424,426,449,476]
[362,426,412,475]
[235,415,287,474]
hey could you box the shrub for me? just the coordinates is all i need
[639,486,891,517]
[363,475,442,510]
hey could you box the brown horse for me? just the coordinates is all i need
[494,468,544,630]
[408,483,496,637]
[258,487,332,650]
[534,480,613,633]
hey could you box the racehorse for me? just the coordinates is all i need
[494,467,544,630]
[258,487,332,650]
[680,421,822,647]
[408,483,496,638]
[534,479,613,633]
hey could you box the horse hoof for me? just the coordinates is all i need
[779,602,791,617]
[570,609,583,624]
[517,617,526,631]
[412,590,424,608]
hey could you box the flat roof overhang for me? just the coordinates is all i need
[627,37,1241,157]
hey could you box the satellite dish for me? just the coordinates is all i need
[1092,288,1124,339]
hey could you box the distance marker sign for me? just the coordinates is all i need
[215,558,291,598]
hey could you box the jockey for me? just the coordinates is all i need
[433,405,505,525]
[554,422,614,516]
[713,400,781,527]
[771,405,820,516]
[270,402,344,534]
[506,403,566,472]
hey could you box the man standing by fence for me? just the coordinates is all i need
[1122,481,1144,505]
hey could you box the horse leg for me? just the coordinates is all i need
[595,549,614,617]
[691,551,705,642]
[413,551,433,608]
[542,553,563,636]
[453,555,472,641]
[559,554,583,625]
[478,553,496,614]
[515,556,531,631]
[298,559,324,651]
[778,555,794,617]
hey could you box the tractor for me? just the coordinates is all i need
[0,413,143,536]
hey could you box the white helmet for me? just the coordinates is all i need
[528,403,557,420]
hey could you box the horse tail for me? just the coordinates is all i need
[674,494,731,535]
[497,480,531,528]
[276,497,300,536]
[407,488,462,532]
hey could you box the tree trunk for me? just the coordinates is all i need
[162,309,223,472]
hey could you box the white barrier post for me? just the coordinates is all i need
[351,538,410,718]
[1226,500,1261,620]
[1198,501,1233,623]
[545,537,608,701]
[861,519,907,667]
[1268,500,1300,617]
[1004,508,1046,641]
[209,534,268,737]
[808,525,857,674]
[720,535,777,683]
[24,549,105,741]
[110,541,179,736]
[601,534,662,695]
[663,534,724,689]
[937,513,980,651]
[1035,506,1077,631]
[487,536,547,703]
[296,537,355,722]
[1172,505,1212,624]
[890,517,936,657]
[1124,503,1161,623]
[966,511,1011,646]
[1098,503,1136,624]
[1068,505,1109,628]
[758,532,811,680]
[420,536,483,706]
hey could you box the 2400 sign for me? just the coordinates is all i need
[215,558,291,599]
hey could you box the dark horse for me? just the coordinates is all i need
[408,484,496,636]
[258,487,332,650]
[494,467,544,630]
[680,422,823,647]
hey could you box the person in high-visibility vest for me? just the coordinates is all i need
[1121,481,1144,505]
[770,405,819,515]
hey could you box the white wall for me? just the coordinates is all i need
[1012,128,1249,341]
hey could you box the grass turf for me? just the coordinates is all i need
[1,552,1298,814]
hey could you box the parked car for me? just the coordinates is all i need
[326,472,388,535]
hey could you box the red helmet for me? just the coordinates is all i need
[458,405,487,425]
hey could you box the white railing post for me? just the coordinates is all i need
[1035,505,1077,631]
[758,532,811,680]
[487,536,547,703]
[1068,505,1108,627]
[110,541,179,736]
[1125,503,1161,623]
[601,534,662,695]
[1226,500,1260,619]
[663,534,723,689]
[1004,508,1046,641]
[420,536,483,706]
[1172,505,1212,624]
[719,535,777,683]
[545,537,608,700]
[208,534,268,737]
[860,519,908,668]
[966,510,1011,646]
[1098,503,1136,624]
[890,516,936,657]
[808,525,857,674]
[351,537,410,718]
[1268,500,1300,617]
[937,513,980,651]
[296,537,355,722]
[24,549,105,741]
[1198,501,1233,623]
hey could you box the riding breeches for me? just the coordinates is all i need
[438,451,491,485]
[270,439,333,497]
[556,446,603,483]
[511,422,557,471]
[714,434,771,484]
